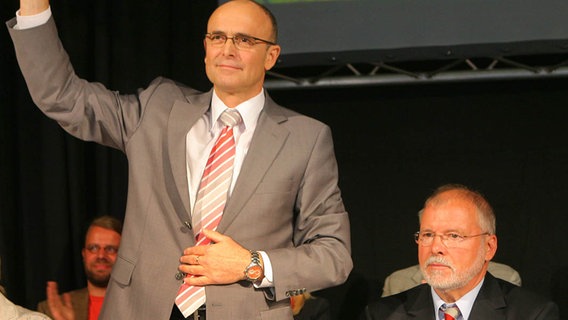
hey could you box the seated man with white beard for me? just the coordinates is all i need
[362,184,558,320]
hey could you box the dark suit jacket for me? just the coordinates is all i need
[363,273,559,320]
[37,287,89,320]
[294,296,331,320]
[8,16,353,320]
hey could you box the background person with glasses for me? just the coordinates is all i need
[37,215,122,320]
[8,0,352,319]
[362,184,558,320]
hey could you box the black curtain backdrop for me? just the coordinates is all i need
[1,1,568,319]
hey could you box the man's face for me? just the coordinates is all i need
[204,1,280,103]
[82,226,121,288]
[418,194,496,292]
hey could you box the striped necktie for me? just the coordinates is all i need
[440,304,461,320]
[175,109,242,318]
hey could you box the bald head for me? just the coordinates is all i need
[212,0,278,43]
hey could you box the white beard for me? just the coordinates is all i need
[421,253,486,291]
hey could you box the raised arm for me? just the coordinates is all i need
[8,1,142,151]
[19,0,48,15]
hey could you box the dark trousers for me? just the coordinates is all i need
[170,304,206,320]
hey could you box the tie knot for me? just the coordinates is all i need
[219,109,242,128]
[441,304,461,320]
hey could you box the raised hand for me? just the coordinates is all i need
[46,281,76,320]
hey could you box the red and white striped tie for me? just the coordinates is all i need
[175,109,242,317]
[441,304,461,320]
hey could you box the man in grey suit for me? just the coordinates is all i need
[7,0,352,319]
[363,184,558,320]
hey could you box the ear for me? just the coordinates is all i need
[484,234,498,261]
[264,44,281,71]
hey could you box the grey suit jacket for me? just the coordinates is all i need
[37,287,88,320]
[363,273,559,320]
[7,16,352,320]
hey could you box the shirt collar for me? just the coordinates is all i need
[431,277,484,320]
[210,89,265,133]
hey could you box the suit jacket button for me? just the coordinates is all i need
[180,221,192,233]
[175,271,185,280]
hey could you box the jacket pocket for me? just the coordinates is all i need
[111,255,135,287]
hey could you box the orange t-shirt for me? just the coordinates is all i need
[88,295,104,320]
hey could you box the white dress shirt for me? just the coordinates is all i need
[185,90,263,212]
[14,6,51,30]
[185,89,274,287]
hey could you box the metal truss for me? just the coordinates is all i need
[265,53,568,90]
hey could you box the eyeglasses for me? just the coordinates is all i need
[414,231,490,248]
[85,244,119,255]
[204,32,276,50]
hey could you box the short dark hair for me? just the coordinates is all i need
[88,215,123,236]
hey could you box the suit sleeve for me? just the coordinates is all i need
[7,16,143,152]
[267,124,353,301]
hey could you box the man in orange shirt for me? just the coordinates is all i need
[37,216,122,320]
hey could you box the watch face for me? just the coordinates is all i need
[247,265,263,280]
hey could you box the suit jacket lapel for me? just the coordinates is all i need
[470,273,507,319]
[73,288,89,320]
[167,90,211,222]
[217,96,289,232]
[406,284,437,319]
